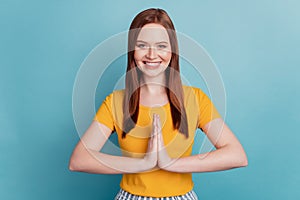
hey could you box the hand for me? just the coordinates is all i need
[143,114,158,169]
[156,114,173,169]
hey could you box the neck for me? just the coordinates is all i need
[140,75,167,94]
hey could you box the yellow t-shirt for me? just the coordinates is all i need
[93,85,221,197]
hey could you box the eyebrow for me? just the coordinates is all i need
[136,40,169,44]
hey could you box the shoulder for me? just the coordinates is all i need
[105,89,125,106]
[104,89,125,99]
[182,85,206,97]
[99,89,125,105]
[111,89,125,98]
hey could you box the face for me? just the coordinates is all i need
[134,23,172,79]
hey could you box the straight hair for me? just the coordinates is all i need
[122,8,188,139]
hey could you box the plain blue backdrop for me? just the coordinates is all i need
[1,0,299,199]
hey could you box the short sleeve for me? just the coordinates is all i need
[93,93,115,131]
[194,87,222,129]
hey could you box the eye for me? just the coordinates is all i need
[157,44,167,49]
[136,43,147,49]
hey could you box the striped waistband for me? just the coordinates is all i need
[114,188,198,200]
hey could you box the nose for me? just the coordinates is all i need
[146,47,157,59]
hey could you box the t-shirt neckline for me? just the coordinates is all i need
[139,102,170,109]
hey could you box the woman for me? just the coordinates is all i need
[69,8,248,199]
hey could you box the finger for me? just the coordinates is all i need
[156,121,163,151]
[152,114,156,138]
[149,116,155,151]
[156,114,161,131]
[153,128,158,153]
[156,115,161,139]
[154,114,159,151]
[154,114,158,136]
[158,133,162,149]
[151,114,157,150]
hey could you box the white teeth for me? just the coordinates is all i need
[145,62,160,67]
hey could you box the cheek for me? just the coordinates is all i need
[160,51,172,61]
[134,50,144,61]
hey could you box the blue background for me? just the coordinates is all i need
[1,0,299,199]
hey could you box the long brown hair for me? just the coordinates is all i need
[122,8,188,139]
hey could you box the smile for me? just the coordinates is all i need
[143,61,161,67]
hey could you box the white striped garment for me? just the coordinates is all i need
[114,188,199,200]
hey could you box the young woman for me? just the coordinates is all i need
[69,8,248,200]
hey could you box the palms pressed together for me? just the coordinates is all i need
[144,114,174,170]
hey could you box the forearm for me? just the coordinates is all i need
[69,149,152,174]
[164,145,248,173]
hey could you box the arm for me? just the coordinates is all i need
[68,120,157,174]
[158,118,248,173]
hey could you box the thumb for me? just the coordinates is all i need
[154,114,159,151]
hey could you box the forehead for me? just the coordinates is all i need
[136,23,170,43]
